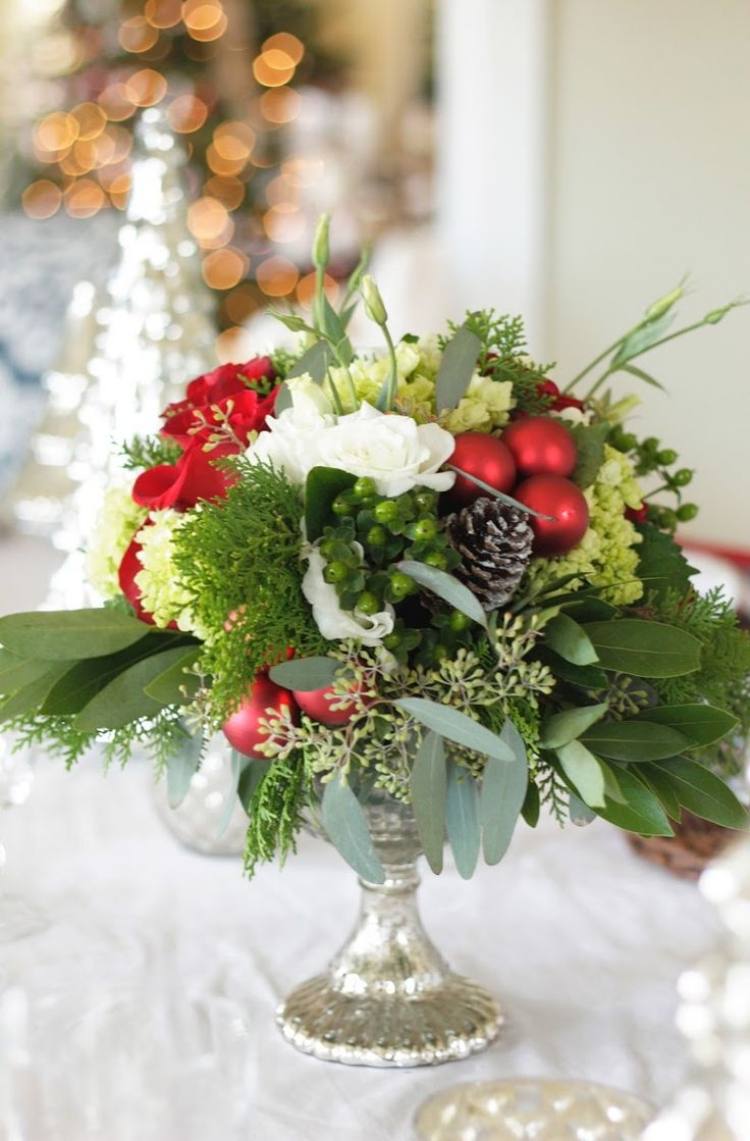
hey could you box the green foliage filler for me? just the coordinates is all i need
[121,434,182,472]
[243,755,310,878]
[172,459,327,723]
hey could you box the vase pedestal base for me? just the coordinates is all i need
[276,972,502,1068]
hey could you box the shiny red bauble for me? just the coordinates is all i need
[446,432,517,507]
[502,416,577,479]
[514,475,590,556]
[222,673,298,758]
[294,684,361,727]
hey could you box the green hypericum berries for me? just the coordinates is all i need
[388,571,416,600]
[409,517,439,542]
[356,590,381,614]
[449,610,471,633]
[374,500,401,526]
[672,468,693,487]
[423,550,448,570]
[332,492,357,516]
[413,489,438,512]
[365,524,388,548]
[323,561,350,584]
[676,503,699,522]
[353,476,377,500]
[657,448,678,465]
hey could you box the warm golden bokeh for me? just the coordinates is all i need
[252,51,296,88]
[118,15,159,54]
[256,255,299,297]
[187,195,233,248]
[71,102,107,142]
[260,87,301,125]
[125,69,169,108]
[263,203,304,244]
[22,180,63,220]
[144,0,182,28]
[182,0,227,42]
[224,283,257,324]
[97,83,136,122]
[206,143,247,178]
[296,271,339,309]
[64,178,107,219]
[203,175,246,210]
[213,120,255,162]
[34,112,78,154]
[262,32,305,66]
[167,94,208,134]
[201,247,248,290]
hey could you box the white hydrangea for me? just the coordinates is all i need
[134,510,204,635]
[86,485,147,600]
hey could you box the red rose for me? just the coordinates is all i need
[163,357,276,428]
[118,531,154,624]
[132,440,236,511]
[163,386,278,450]
[536,380,585,414]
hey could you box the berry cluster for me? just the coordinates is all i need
[319,478,471,665]
[608,427,698,530]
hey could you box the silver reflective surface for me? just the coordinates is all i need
[277,795,502,1067]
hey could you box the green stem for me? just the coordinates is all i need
[562,332,634,392]
[314,265,326,333]
[382,325,399,410]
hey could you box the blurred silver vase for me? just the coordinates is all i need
[152,736,247,857]
[277,793,502,1067]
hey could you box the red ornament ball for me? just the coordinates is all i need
[514,475,590,556]
[222,673,298,759]
[446,432,516,508]
[294,683,364,727]
[502,416,577,479]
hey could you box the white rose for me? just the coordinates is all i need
[302,545,394,646]
[247,375,333,483]
[316,403,455,498]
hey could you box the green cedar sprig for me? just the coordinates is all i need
[121,434,181,472]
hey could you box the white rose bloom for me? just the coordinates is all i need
[302,545,394,646]
[247,376,333,483]
[317,403,455,498]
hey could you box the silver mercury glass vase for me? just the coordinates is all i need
[276,794,502,1067]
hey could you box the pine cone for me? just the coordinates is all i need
[444,497,533,610]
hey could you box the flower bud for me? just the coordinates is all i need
[312,213,330,270]
[645,284,684,322]
[361,274,388,326]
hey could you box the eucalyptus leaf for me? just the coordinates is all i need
[521,780,541,827]
[0,663,70,720]
[594,766,674,837]
[652,758,749,830]
[583,620,701,678]
[396,698,515,763]
[0,652,58,697]
[304,466,357,541]
[568,792,596,826]
[237,756,267,814]
[166,732,203,809]
[555,740,608,808]
[73,651,182,730]
[480,723,527,864]
[544,613,599,666]
[143,648,201,705]
[269,656,341,692]
[446,762,480,879]
[435,326,481,412]
[321,777,385,884]
[635,704,738,749]
[0,608,155,662]
[274,384,293,413]
[409,731,447,874]
[581,719,689,762]
[42,637,189,716]
[288,340,331,383]
[395,560,487,628]
[540,702,609,750]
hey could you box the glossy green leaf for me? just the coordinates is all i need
[396,561,487,629]
[435,325,481,412]
[556,740,608,808]
[42,635,185,715]
[269,656,341,692]
[0,608,154,661]
[582,620,701,678]
[396,698,515,763]
[167,732,203,809]
[540,702,609,749]
[0,663,70,719]
[652,758,749,830]
[0,651,58,696]
[545,613,599,666]
[73,651,183,730]
[568,792,596,826]
[480,721,527,864]
[594,766,674,837]
[638,764,682,821]
[581,719,689,761]
[635,704,738,749]
[304,466,357,542]
[322,777,385,883]
[144,648,201,705]
[570,422,609,488]
[521,780,541,827]
[446,762,480,879]
[537,649,607,692]
[410,731,447,873]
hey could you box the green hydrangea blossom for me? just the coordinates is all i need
[527,445,645,606]
[135,509,205,635]
[86,485,147,599]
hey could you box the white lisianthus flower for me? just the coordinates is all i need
[302,544,394,646]
[317,403,455,497]
[247,375,333,483]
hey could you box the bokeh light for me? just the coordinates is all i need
[224,283,257,324]
[282,156,324,189]
[125,69,168,108]
[22,180,63,220]
[253,50,296,88]
[187,195,233,248]
[201,247,247,289]
[34,112,78,155]
[145,0,182,28]
[262,32,304,65]
[206,143,246,177]
[182,0,227,42]
[64,178,107,219]
[98,83,136,122]
[215,325,258,363]
[71,102,107,141]
[260,87,301,125]
[118,15,159,54]
[203,175,245,210]
[296,271,339,309]
[256,255,299,297]
[213,120,255,162]
[263,203,304,244]
[167,94,209,134]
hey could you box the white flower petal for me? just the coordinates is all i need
[302,547,394,646]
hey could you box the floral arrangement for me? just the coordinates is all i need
[1,221,748,884]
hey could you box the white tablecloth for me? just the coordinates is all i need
[0,534,723,1141]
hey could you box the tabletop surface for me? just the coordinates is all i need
[0,534,722,1141]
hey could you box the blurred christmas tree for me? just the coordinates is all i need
[12,0,350,338]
